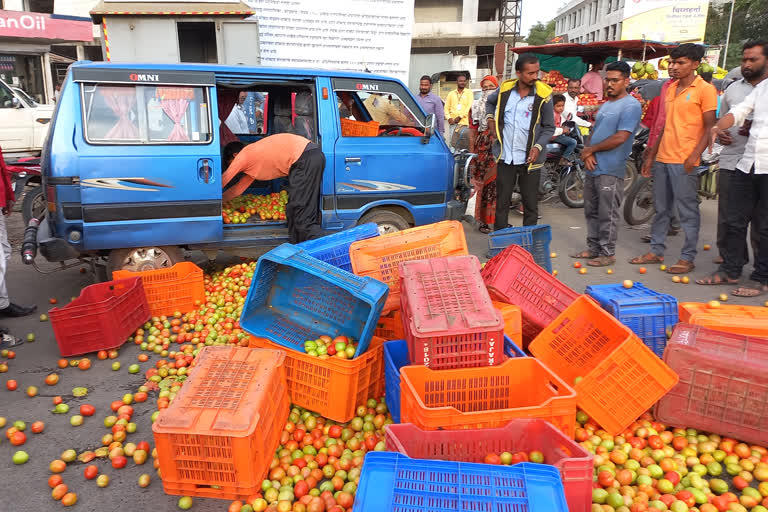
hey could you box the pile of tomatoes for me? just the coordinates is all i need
[223,191,288,224]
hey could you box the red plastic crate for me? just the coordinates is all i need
[399,357,577,437]
[482,245,579,342]
[530,295,679,435]
[399,255,505,369]
[385,420,593,512]
[113,262,205,318]
[655,323,768,446]
[153,346,290,500]
[50,276,150,357]
[679,302,768,338]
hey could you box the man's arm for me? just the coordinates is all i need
[530,99,555,163]
[584,101,641,159]
[444,92,456,121]
[684,110,716,173]
[434,98,445,134]
[485,89,500,138]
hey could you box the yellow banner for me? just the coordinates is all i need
[621,1,709,43]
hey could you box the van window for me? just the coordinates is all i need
[225,91,267,135]
[81,84,212,144]
[334,82,423,137]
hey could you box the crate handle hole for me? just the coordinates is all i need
[547,381,559,395]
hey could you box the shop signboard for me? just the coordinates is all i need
[620,0,709,43]
[0,9,93,42]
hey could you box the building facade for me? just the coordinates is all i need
[554,0,626,44]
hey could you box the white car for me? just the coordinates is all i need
[0,79,54,157]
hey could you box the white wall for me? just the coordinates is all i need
[414,0,461,23]
[105,17,179,62]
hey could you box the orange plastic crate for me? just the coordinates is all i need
[399,357,577,437]
[113,262,205,318]
[374,310,405,341]
[493,301,523,351]
[153,346,289,500]
[530,295,679,435]
[340,118,380,137]
[249,336,385,423]
[349,221,468,314]
[679,302,768,338]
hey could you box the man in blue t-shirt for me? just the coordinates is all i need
[570,61,642,267]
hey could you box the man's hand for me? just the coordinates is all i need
[584,154,597,171]
[641,158,653,178]
[709,126,723,154]
[739,120,752,137]
[488,120,497,140]
[447,118,456,126]
[454,116,462,124]
[3,200,13,216]
[581,146,593,160]
[683,154,698,174]
[717,129,733,146]
[527,147,540,164]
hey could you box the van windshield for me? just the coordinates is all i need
[81,84,212,144]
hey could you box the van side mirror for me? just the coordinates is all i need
[422,113,436,144]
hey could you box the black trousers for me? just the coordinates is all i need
[717,168,758,262]
[494,162,539,230]
[286,147,325,244]
[721,168,768,282]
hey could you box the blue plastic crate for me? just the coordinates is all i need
[240,244,389,358]
[353,452,568,512]
[586,282,679,358]
[385,336,522,424]
[488,225,552,272]
[383,339,409,423]
[296,223,379,272]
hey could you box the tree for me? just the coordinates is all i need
[527,20,556,46]
[705,0,768,69]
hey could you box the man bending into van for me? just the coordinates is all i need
[222,134,325,243]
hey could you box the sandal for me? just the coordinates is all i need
[732,280,768,298]
[696,271,739,285]
[587,255,615,267]
[479,224,491,234]
[629,253,664,265]
[570,249,598,259]
[667,260,695,274]
[0,333,22,349]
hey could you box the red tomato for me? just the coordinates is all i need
[80,404,95,417]
[10,431,26,446]
[111,455,128,469]
[84,464,99,480]
[6,379,17,391]
[31,421,45,434]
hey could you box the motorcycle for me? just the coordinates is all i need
[538,120,586,208]
[6,156,43,225]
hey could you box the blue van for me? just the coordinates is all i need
[24,62,472,275]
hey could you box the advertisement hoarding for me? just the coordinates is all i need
[621,0,709,43]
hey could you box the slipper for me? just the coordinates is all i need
[695,271,739,286]
[629,253,664,265]
[479,225,491,234]
[667,260,695,274]
[732,280,768,298]
[0,333,23,349]
[570,249,598,259]
[587,255,615,267]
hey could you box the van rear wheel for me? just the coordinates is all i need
[107,246,183,279]
[359,210,410,235]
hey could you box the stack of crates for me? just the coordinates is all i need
[586,282,678,357]
[152,346,290,500]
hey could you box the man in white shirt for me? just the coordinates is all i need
[564,79,592,129]
[225,91,249,134]
[709,40,768,297]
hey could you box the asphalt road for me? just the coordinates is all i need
[0,195,758,512]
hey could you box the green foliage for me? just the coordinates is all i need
[527,19,556,46]
[705,0,768,69]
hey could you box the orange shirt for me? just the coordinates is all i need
[657,75,718,165]
[222,134,310,201]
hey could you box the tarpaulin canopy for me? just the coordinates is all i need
[512,40,680,61]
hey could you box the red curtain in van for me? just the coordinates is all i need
[100,87,139,139]
[218,88,239,146]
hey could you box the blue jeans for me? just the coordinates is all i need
[553,135,577,159]
[650,162,700,262]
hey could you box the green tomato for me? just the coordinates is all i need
[177,496,193,510]
[128,364,140,374]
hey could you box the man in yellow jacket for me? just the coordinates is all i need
[445,73,472,140]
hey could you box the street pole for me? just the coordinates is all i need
[722,0,735,69]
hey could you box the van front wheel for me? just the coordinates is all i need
[359,210,410,235]
[107,246,183,279]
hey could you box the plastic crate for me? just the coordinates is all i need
[374,310,405,341]
[655,323,768,446]
[386,419,592,512]
[153,346,290,500]
[530,295,679,435]
[353,452,568,512]
[679,302,768,338]
[493,301,523,352]
[383,339,410,424]
[482,245,579,342]
[488,224,553,272]
[113,262,205,318]
[399,255,505,369]
[586,282,679,358]
[341,118,380,137]
[248,336,385,423]
[50,276,150,357]
[240,244,389,358]
[503,334,526,358]
[295,223,379,272]
[400,357,577,437]
[350,220,468,314]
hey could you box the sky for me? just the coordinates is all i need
[521,0,568,36]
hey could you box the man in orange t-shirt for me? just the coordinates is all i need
[631,44,717,275]
[222,134,325,243]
